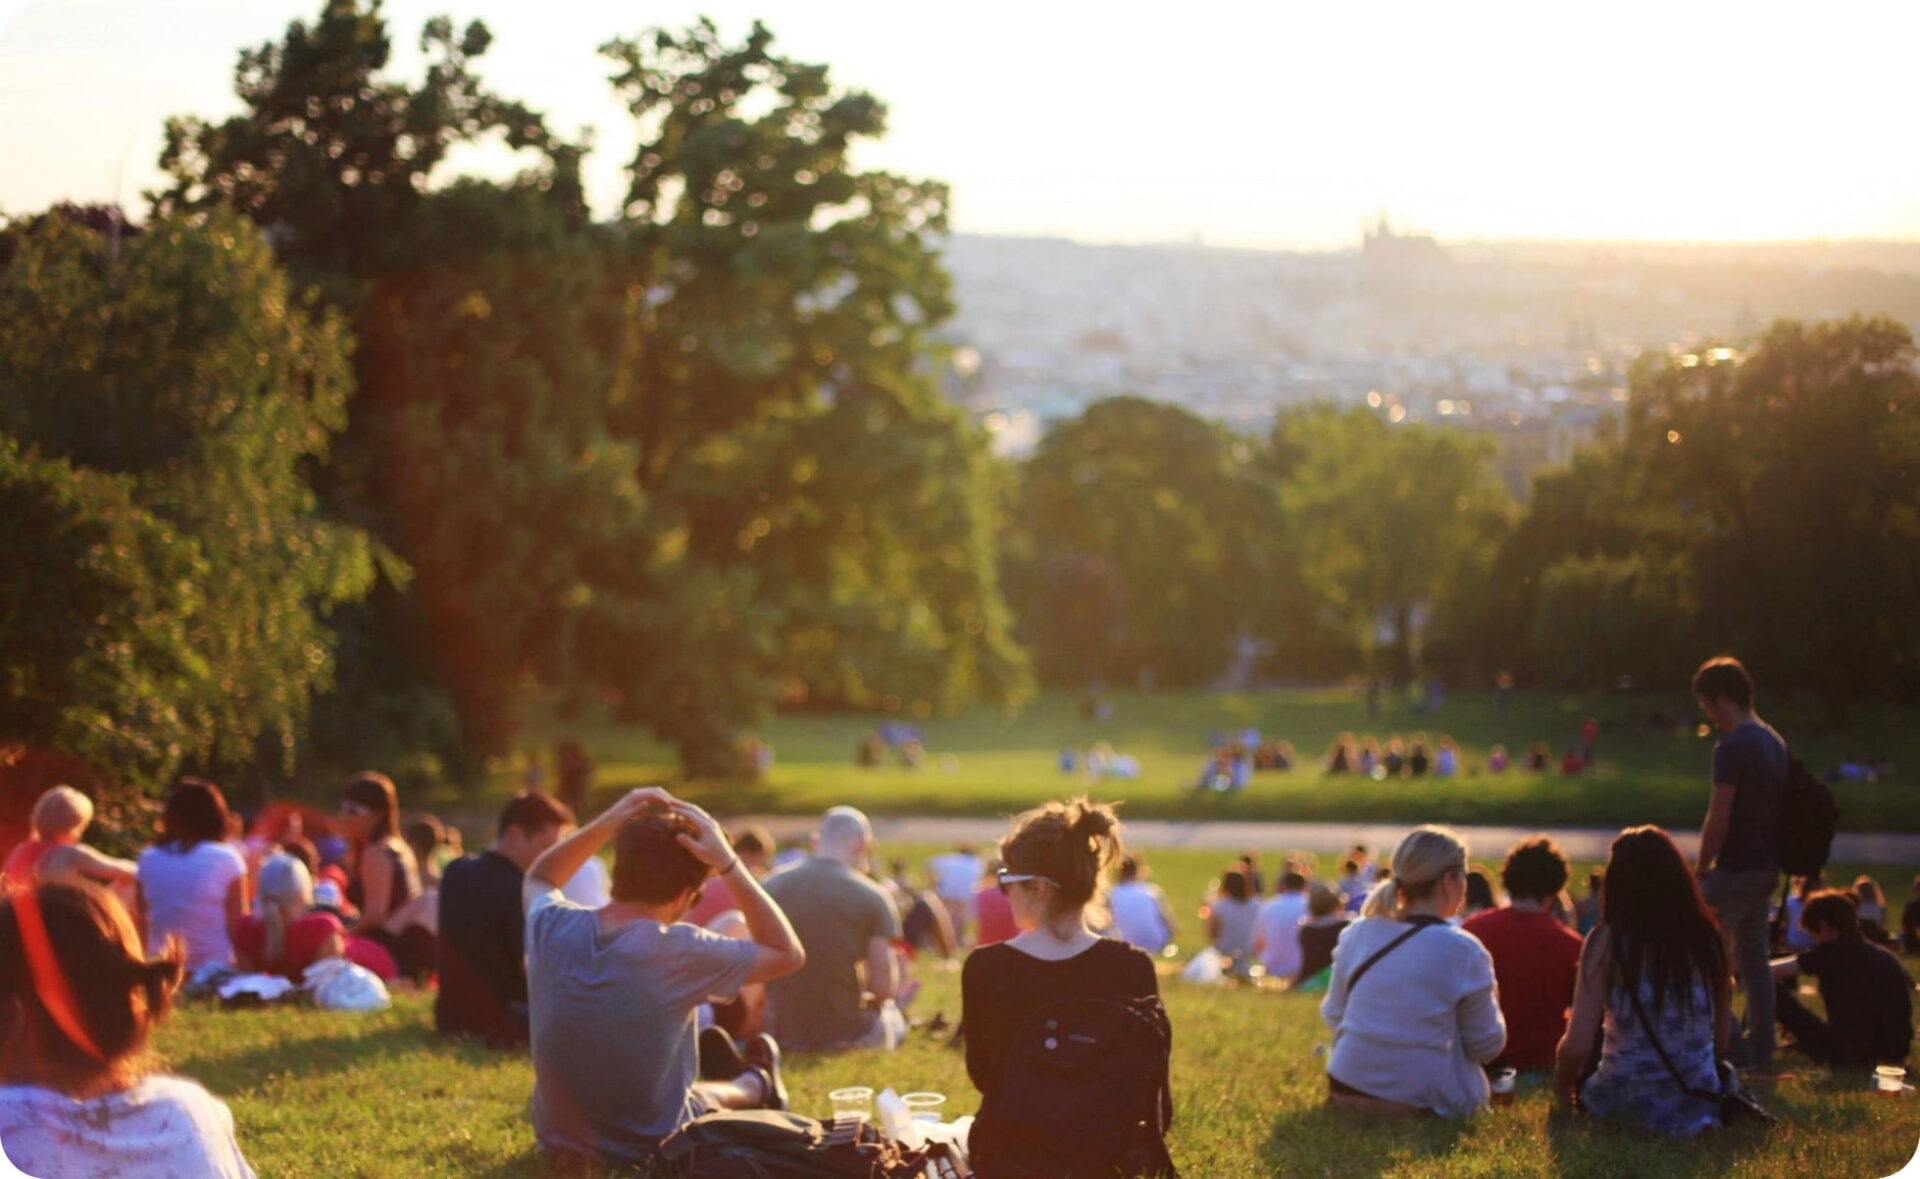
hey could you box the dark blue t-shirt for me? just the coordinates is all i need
[1712,719,1788,873]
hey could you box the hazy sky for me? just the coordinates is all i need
[6,0,1919,249]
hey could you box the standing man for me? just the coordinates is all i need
[1692,656,1788,1075]
[764,806,904,1052]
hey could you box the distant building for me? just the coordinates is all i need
[1362,212,1447,270]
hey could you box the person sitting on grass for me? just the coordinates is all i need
[1295,882,1351,990]
[434,790,573,1047]
[136,779,249,972]
[523,788,804,1169]
[962,797,1167,1176]
[1463,837,1584,1074]
[234,853,345,984]
[1109,853,1176,956]
[1902,875,1920,954]
[1555,826,1730,1138]
[1321,826,1506,1117]
[1256,870,1310,982]
[2,785,137,893]
[1770,889,1913,1070]
[1206,868,1261,978]
[335,772,434,981]
[764,807,906,1051]
[0,881,256,1177]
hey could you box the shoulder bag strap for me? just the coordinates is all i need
[1344,919,1433,992]
[1616,944,1721,1102]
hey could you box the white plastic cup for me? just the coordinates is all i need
[1875,1065,1908,1096]
[902,1091,947,1123]
[830,1086,875,1121]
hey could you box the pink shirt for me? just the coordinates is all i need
[973,885,1018,946]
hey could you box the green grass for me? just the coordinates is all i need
[157,959,1920,1178]
[468,688,1920,834]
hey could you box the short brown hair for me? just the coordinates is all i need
[0,883,182,1096]
[1799,889,1858,936]
[160,778,228,850]
[611,814,711,904]
[497,791,573,838]
[1692,656,1754,710]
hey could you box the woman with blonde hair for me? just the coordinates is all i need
[0,881,255,1176]
[2,785,136,891]
[962,797,1172,1177]
[1320,826,1506,1116]
[233,853,346,984]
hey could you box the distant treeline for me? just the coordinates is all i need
[2,2,1916,799]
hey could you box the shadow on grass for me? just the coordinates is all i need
[1261,1102,1468,1177]
[1542,1103,1774,1179]
[169,1020,476,1093]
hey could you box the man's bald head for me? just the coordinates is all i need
[816,806,873,863]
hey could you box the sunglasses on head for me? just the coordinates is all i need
[996,868,1058,895]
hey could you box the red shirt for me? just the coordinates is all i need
[1462,906,1583,1071]
[233,912,346,983]
[973,885,1018,946]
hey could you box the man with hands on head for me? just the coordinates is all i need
[521,788,807,1170]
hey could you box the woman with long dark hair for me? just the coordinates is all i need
[336,772,433,978]
[1555,826,1732,1137]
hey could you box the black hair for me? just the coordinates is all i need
[1219,869,1251,902]
[1601,826,1728,1014]
[1501,836,1571,902]
[1800,889,1858,936]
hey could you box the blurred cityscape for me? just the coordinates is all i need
[943,222,1920,495]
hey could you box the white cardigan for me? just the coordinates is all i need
[1320,916,1507,1117]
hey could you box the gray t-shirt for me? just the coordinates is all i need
[763,857,901,1050]
[525,891,757,1162]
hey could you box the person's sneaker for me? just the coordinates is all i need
[698,1026,746,1082]
[744,1034,788,1111]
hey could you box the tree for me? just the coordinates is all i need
[1270,405,1511,681]
[584,20,1030,771]
[1013,397,1270,687]
[1622,317,1920,718]
[0,211,376,781]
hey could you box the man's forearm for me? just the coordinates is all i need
[528,809,622,889]
[723,862,802,957]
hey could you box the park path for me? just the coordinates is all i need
[738,814,1920,866]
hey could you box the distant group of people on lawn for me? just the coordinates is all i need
[1,656,1916,1178]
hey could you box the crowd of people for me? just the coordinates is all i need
[0,657,1914,1177]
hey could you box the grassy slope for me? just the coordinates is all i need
[159,964,1920,1179]
[471,689,1919,834]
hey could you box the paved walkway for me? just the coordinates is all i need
[739,814,1920,865]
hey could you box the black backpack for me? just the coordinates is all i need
[658,1110,928,1179]
[971,995,1178,1179]
[1777,754,1840,878]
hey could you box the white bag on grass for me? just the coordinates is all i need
[1181,947,1226,985]
[304,957,391,1011]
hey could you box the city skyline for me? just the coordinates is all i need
[6,0,1920,249]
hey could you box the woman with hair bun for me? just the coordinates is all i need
[1320,826,1507,1117]
[962,797,1170,1175]
[0,881,256,1176]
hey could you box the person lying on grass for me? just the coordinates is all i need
[0,881,256,1178]
[522,787,805,1169]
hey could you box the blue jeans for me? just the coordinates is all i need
[1702,868,1778,1070]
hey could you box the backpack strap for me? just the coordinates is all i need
[1344,916,1440,992]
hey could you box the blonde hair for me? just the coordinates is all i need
[31,786,93,842]
[1361,826,1469,919]
[256,853,314,967]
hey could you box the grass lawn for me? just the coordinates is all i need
[472,688,1920,834]
[158,960,1920,1178]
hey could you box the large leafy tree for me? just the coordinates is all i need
[1623,317,1920,717]
[0,212,376,783]
[1269,405,1511,681]
[1012,397,1271,687]
[580,21,1030,771]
